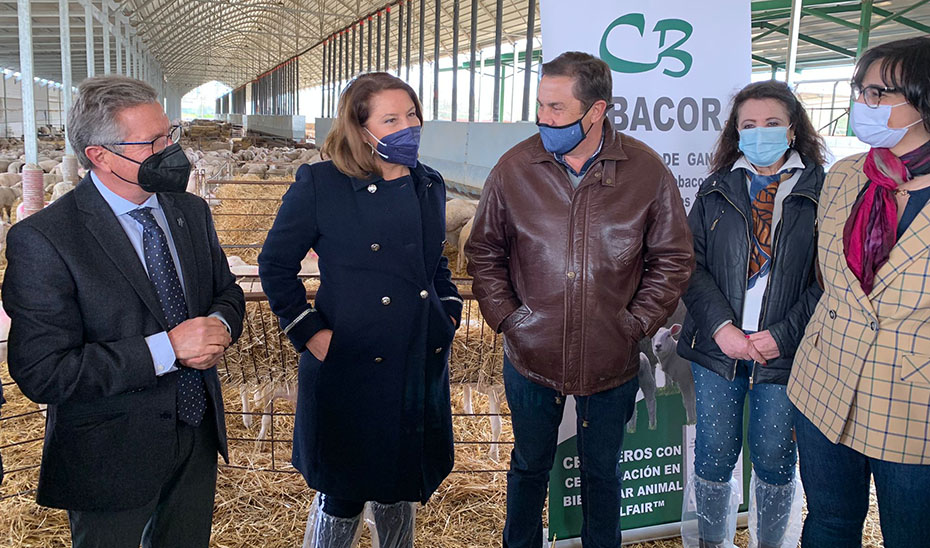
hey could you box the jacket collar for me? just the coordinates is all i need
[349,161,439,192]
[703,152,822,203]
[529,118,629,165]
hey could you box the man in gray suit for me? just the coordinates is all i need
[3,76,245,547]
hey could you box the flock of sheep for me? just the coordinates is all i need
[0,135,699,456]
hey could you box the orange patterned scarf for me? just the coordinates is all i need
[748,171,794,287]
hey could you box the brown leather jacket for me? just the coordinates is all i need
[465,124,694,395]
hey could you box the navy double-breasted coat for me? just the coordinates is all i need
[258,160,463,503]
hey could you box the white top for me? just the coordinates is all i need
[731,151,805,332]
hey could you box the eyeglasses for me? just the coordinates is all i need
[850,83,902,109]
[105,125,182,154]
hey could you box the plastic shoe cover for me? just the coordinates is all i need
[680,473,740,548]
[364,501,417,548]
[747,470,803,548]
[302,493,364,548]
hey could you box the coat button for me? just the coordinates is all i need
[374,357,383,363]
[381,296,391,305]
[367,184,377,193]
[829,310,836,319]
[419,290,429,299]
[371,243,381,252]
[567,271,575,279]
[434,347,443,354]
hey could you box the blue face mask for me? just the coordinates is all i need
[536,103,594,155]
[366,126,421,168]
[849,101,922,149]
[738,126,791,167]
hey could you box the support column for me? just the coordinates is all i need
[847,0,873,136]
[115,17,122,74]
[102,0,111,74]
[785,0,802,85]
[85,0,96,78]
[18,0,41,216]
[59,0,74,154]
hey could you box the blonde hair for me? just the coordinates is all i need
[322,72,424,180]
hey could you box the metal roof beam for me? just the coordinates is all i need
[756,21,857,58]
[801,6,860,30]
[872,3,930,34]
[752,53,784,68]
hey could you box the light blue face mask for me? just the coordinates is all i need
[850,101,922,149]
[738,126,791,167]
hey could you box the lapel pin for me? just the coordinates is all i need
[177,217,184,227]
[367,184,378,193]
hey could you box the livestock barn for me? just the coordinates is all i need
[1,1,928,546]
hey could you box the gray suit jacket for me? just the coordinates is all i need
[2,176,245,511]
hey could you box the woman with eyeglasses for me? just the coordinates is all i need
[258,72,462,548]
[677,80,827,548]
[788,36,930,548]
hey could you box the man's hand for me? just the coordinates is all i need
[747,330,780,362]
[306,329,333,362]
[168,316,231,370]
[713,323,766,364]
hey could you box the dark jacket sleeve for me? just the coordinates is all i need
[681,189,739,336]
[431,182,464,325]
[627,171,696,338]
[464,169,521,332]
[767,279,823,357]
[3,224,158,404]
[258,164,329,352]
[202,198,245,342]
[766,165,826,357]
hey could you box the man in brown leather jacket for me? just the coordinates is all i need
[465,51,694,548]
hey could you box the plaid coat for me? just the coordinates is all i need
[789,153,930,464]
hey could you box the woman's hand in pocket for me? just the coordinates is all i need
[306,329,333,362]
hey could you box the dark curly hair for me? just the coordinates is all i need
[710,80,826,174]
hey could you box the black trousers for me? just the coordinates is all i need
[68,418,219,548]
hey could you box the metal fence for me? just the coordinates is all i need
[0,283,509,502]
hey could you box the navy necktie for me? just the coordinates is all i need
[128,207,206,426]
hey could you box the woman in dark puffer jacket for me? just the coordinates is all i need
[677,80,827,548]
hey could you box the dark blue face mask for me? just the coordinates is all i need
[366,126,421,168]
[536,103,595,155]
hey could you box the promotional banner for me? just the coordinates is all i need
[538,0,752,543]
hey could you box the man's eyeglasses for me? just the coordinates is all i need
[105,125,182,155]
[850,83,901,109]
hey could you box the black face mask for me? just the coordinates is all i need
[109,143,191,193]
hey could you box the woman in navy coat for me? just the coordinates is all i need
[258,73,463,548]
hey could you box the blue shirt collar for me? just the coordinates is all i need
[553,132,606,178]
[90,170,161,216]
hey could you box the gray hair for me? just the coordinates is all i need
[68,76,159,169]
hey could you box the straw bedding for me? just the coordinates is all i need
[0,162,887,548]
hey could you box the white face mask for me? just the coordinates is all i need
[850,101,922,149]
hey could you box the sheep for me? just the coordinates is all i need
[38,159,59,173]
[652,324,696,424]
[457,216,474,271]
[50,181,75,202]
[445,198,477,248]
[0,173,21,187]
[240,382,298,449]
[626,352,657,433]
[7,161,23,174]
[0,186,22,222]
[462,383,505,462]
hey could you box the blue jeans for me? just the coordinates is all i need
[502,355,638,548]
[795,411,930,548]
[691,362,797,545]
